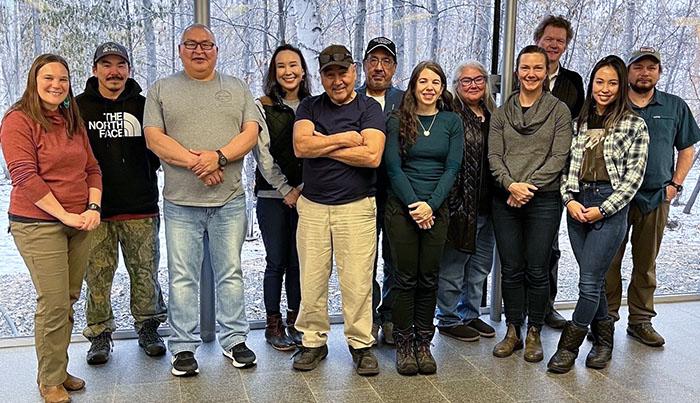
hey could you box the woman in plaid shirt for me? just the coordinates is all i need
[548,55,649,374]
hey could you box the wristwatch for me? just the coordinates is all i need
[216,149,228,167]
[87,203,101,213]
[669,181,684,192]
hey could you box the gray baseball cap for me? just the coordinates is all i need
[93,42,130,65]
[627,47,661,66]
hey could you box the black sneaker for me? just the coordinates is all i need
[171,351,199,377]
[349,346,380,376]
[86,332,113,365]
[292,345,328,371]
[466,318,496,338]
[627,323,665,347]
[138,320,166,357]
[223,342,257,368]
[438,324,479,342]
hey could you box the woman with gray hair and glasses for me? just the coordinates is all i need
[435,61,498,343]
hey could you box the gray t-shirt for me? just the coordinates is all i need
[144,71,262,207]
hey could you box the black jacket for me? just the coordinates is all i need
[551,66,585,119]
[76,77,160,218]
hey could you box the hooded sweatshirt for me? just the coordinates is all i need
[76,77,160,219]
[488,91,573,193]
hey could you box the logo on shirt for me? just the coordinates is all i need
[215,90,233,107]
[88,112,142,138]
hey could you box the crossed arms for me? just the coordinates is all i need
[292,119,384,168]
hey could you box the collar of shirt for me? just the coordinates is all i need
[548,64,560,91]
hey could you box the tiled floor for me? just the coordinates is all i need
[2,301,700,402]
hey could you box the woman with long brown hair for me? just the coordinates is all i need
[384,60,463,375]
[0,54,102,403]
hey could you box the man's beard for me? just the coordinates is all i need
[630,82,654,95]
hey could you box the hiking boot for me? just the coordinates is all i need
[524,325,544,362]
[547,321,588,374]
[545,309,567,329]
[138,319,166,357]
[393,327,418,375]
[38,384,71,403]
[627,323,665,347]
[380,321,395,345]
[466,318,496,338]
[493,324,523,358]
[349,346,380,376]
[415,328,437,374]
[86,332,112,365]
[286,310,303,345]
[171,351,199,377]
[586,317,614,369]
[371,323,380,346]
[292,345,328,371]
[438,323,479,342]
[223,342,257,368]
[62,374,85,391]
[265,313,295,351]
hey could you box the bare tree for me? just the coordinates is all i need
[392,0,405,81]
[354,0,367,81]
[429,0,439,61]
[142,0,157,87]
[294,0,323,92]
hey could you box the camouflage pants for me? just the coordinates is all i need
[83,217,167,338]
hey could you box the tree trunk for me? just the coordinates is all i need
[391,0,404,82]
[353,0,367,81]
[32,6,42,55]
[293,0,323,93]
[624,1,636,51]
[278,0,286,44]
[142,0,157,87]
[408,3,417,73]
[429,0,439,61]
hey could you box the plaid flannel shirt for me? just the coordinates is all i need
[561,113,649,216]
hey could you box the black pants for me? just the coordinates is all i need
[385,196,448,330]
[372,196,395,324]
[492,191,562,328]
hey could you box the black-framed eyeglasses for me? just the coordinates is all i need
[319,53,351,65]
[366,56,395,68]
[459,76,486,87]
[181,41,216,51]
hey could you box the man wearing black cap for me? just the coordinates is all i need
[606,47,700,347]
[357,37,405,346]
[292,44,386,375]
[76,42,166,365]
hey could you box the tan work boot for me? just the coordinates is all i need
[62,374,85,391]
[493,323,523,358]
[524,326,544,362]
[39,384,71,403]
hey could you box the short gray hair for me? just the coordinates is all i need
[181,23,216,44]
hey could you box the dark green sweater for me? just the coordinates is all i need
[384,111,464,211]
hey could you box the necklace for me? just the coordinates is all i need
[417,113,438,136]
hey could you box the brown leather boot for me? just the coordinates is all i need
[265,313,295,351]
[39,384,71,403]
[524,326,544,362]
[493,323,523,358]
[62,374,85,391]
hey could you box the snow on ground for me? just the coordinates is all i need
[1,165,699,337]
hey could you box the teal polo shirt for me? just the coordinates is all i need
[632,90,700,214]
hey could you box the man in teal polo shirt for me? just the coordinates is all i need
[606,47,700,347]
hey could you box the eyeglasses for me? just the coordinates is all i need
[458,76,486,87]
[181,41,216,51]
[366,56,395,68]
[319,53,352,65]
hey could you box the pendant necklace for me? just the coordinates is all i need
[417,113,438,136]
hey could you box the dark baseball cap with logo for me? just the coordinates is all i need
[93,42,131,65]
[627,47,661,66]
[364,37,397,61]
[318,44,353,72]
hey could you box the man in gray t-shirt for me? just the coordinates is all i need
[144,23,264,377]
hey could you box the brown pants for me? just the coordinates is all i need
[295,196,377,349]
[606,201,670,325]
[10,221,92,386]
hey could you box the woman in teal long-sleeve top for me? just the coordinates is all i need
[383,60,464,376]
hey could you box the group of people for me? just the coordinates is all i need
[1,14,698,403]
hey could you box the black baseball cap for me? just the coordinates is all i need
[318,44,353,72]
[364,37,397,61]
[93,42,130,65]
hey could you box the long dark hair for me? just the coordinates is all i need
[397,60,453,156]
[515,45,550,92]
[6,53,83,138]
[577,55,632,133]
[263,44,311,101]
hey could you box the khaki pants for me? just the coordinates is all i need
[295,196,377,349]
[10,221,92,386]
[606,201,670,325]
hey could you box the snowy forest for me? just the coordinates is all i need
[1,0,699,113]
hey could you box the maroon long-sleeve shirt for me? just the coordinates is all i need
[0,109,102,221]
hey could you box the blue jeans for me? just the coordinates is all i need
[568,182,629,327]
[256,197,301,315]
[492,191,562,328]
[436,213,495,327]
[164,196,248,354]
